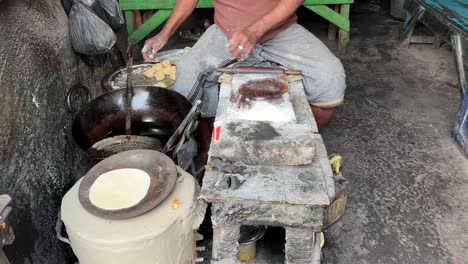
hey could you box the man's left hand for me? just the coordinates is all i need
[226,30,259,61]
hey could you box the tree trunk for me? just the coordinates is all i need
[0,0,111,263]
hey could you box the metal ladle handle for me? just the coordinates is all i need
[125,46,134,135]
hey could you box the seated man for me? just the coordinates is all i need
[143,0,346,171]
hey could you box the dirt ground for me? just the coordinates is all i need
[318,1,468,263]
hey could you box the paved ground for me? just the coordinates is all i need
[319,1,468,263]
[170,0,468,263]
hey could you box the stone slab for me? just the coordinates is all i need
[210,78,318,166]
[217,79,318,132]
[209,200,325,229]
[208,121,316,165]
[288,81,319,132]
[202,135,335,206]
[220,74,297,123]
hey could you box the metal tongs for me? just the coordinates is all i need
[217,66,302,75]
[162,99,202,154]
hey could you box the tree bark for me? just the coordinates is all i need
[0,0,110,263]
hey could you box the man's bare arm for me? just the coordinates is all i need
[143,0,199,61]
[160,0,199,38]
[227,0,304,60]
[248,0,304,40]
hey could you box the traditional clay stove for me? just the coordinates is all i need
[201,70,344,264]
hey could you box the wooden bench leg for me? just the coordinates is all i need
[338,4,350,54]
[328,5,340,41]
[397,6,425,49]
[451,34,467,97]
[134,10,143,28]
[124,11,135,36]
[433,34,443,49]
[306,4,350,54]
[128,10,172,45]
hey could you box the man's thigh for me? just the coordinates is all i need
[259,24,346,108]
[174,25,233,115]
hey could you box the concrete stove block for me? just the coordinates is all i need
[208,121,315,165]
[211,76,318,166]
[288,81,319,133]
[202,135,335,206]
[201,135,335,264]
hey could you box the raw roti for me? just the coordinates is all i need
[89,168,151,210]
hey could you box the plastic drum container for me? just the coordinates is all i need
[60,168,205,264]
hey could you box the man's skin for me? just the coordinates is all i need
[143,0,338,171]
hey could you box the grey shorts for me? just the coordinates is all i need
[173,24,346,117]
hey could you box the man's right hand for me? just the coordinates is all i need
[141,0,198,61]
[142,33,169,62]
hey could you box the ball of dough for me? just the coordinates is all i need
[155,72,165,81]
[170,71,176,81]
[163,66,172,76]
[143,68,156,78]
[152,63,163,71]
[161,60,171,68]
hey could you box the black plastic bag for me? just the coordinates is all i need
[99,0,125,31]
[82,0,111,25]
[64,0,121,30]
[63,0,73,15]
[79,53,107,67]
[69,0,116,55]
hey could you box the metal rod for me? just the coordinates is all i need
[451,34,467,97]
[162,100,201,154]
[125,46,134,135]
[217,66,302,75]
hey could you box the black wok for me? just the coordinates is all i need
[72,86,192,152]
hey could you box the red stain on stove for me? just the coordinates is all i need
[230,78,288,108]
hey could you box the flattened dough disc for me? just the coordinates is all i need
[89,168,151,210]
[79,149,177,220]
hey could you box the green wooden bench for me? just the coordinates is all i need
[119,0,353,53]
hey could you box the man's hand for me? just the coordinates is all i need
[226,30,260,61]
[142,33,169,62]
[141,0,198,61]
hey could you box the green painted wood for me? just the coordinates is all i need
[128,10,172,44]
[304,0,353,4]
[307,5,350,32]
[120,0,353,10]
[125,11,135,35]
[121,0,353,50]
[338,4,350,53]
[120,0,214,10]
